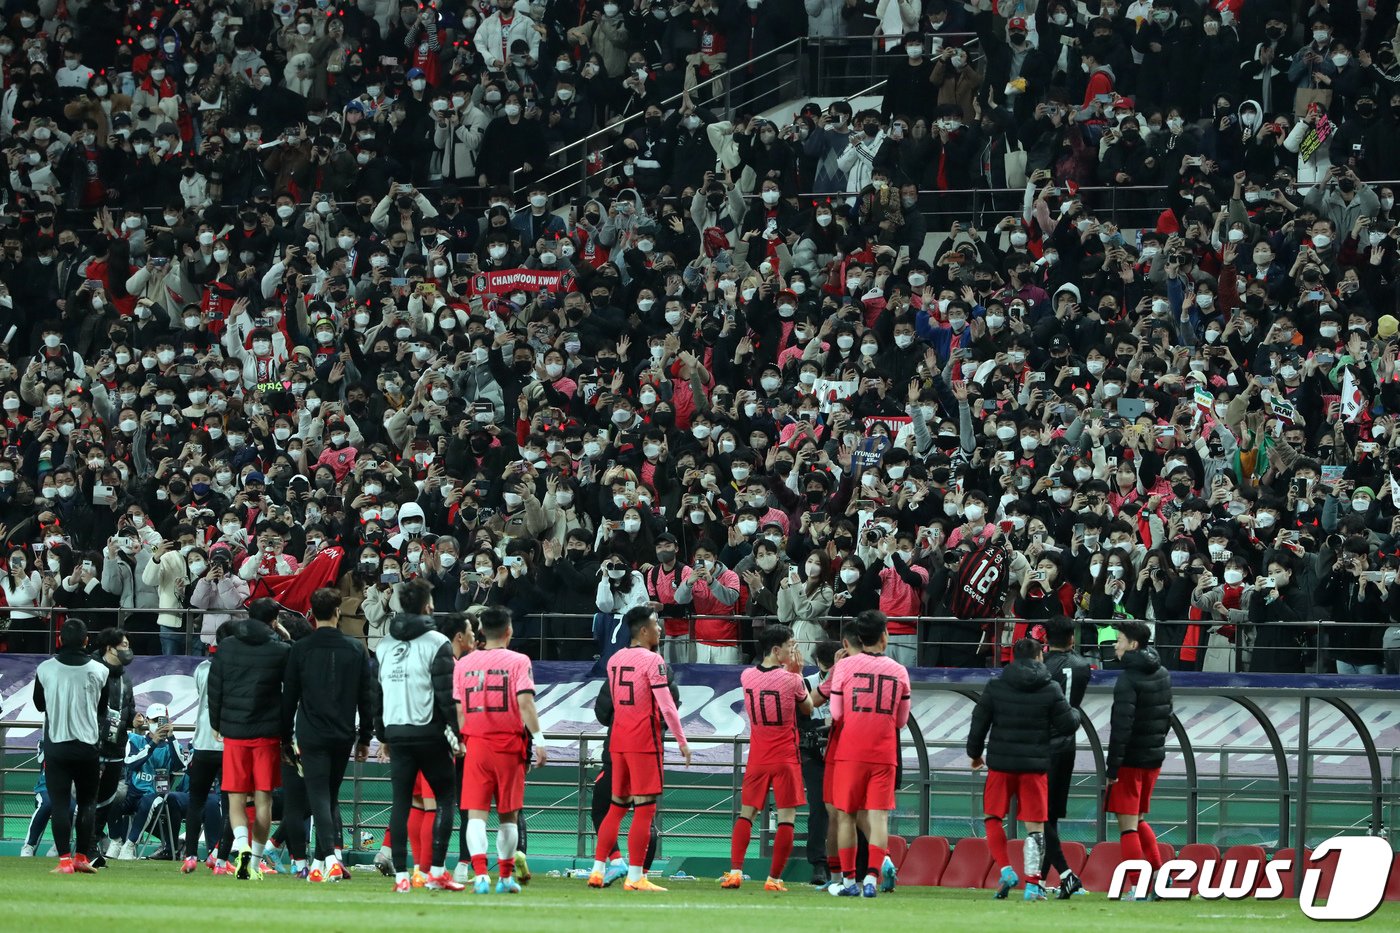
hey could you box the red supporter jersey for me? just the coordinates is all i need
[741,665,807,768]
[827,652,911,765]
[607,646,671,754]
[453,647,535,755]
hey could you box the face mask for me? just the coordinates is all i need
[964,504,985,522]
[1313,234,1331,249]
[1352,498,1371,513]
[1102,383,1122,398]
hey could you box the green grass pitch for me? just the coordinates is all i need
[1,860,1394,931]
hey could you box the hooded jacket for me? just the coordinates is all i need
[966,658,1079,773]
[1106,646,1173,778]
[374,613,455,744]
[208,619,290,740]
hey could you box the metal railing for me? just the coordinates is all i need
[4,680,1396,865]
[1,607,1397,675]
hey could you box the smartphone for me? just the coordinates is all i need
[82,560,95,573]
[788,567,801,584]
[1027,371,1046,383]
[856,499,876,511]
[325,495,343,510]
[463,572,482,585]
[92,483,116,506]
[455,252,474,264]
[503,555,524,568]
[811,511,828,523]
[390,277,408,287]
[625,481,637,494]
[473,400,493,416]
[152,256,170,268]
[83,278,103,290]
[1060,34,1075,45]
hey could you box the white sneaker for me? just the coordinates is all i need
[453,862,472,885]
[105,839,123,859]
[117,841,138,861]
[20,844,35,857]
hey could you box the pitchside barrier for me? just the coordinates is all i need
[1,657,1397,881]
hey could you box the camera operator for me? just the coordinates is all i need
[90,628,135,866]
[113,703,192,860]
[798,639,839,887]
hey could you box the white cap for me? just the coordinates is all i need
[145,703,169,720]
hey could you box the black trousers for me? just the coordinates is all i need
[183,749,225,859]
[800,747,828,865]
[89,757,125,856]
[388,740,457,873]
[280,758,310,861]
[301,741,353,862]
[1042,747,1076,877]
[46,741,101,858]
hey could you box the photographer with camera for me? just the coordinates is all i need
[191,545,250,652]
[113,703,192,860]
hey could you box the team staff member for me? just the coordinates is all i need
[376,578,463,894]
[209,598,290,881]
[798,640,838,887]
[182,626,228,874]
[35,618,110,874]
[1105,621,1174,893]
[282,588,379,883]
[1041,616,1090,898]
[966,636,1079,902]
[90,627,135,867]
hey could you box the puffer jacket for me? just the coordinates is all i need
[1106,647,1173,778]
[1043,647,1092,754]
[208,619,289,740]
[966,658,1079,773]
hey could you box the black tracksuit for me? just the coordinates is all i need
[282,626,378,861]
[1040,648,1091,878]
[91,658,135,857]
[209,620,290,740]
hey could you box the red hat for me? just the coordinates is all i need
[1008,16,1028,30]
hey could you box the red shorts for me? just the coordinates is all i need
[832,760,896,814]
[982,770,1048,823]
[222,738,282,794]
[461,743,526,813]
[741,761,805,810]
[611,750,664,798]
[414,771,435,802]
[1106,765,1160,815]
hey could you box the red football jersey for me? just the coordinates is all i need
[827,651,911,764]
[606,646,686,755]
[454,647,535,754]
[741,665,807,768]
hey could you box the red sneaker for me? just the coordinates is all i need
[394,877,412,894]
[73,855,97,874]
[52,857,75,875]
[426,872,466,892]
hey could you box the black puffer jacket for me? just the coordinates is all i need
[966,659,1079,773]
[1043,648,1092,755]
[209,619,290,740]
[1106,647,1173,778]
[96,659,135,759]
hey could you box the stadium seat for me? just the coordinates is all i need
[1219,845,1268,894]
[981,839,1025,887]
[1079,841,1122,893]
[1044,841,1087,887]
[937,838,992,888]
[1272,847,1340,900]
[1169,843,1222,893]
[887,835,908,870]
[1384,852,1400,902]
[898,836,951,887]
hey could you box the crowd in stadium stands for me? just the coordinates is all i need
[2,0,1400,675]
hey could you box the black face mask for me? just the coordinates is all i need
[864,122,878,137]
[806,489,824,504]
[834,535,854,549]
[773,460,793,476]
[707,194,724,209]
[585,212,601,225]
[1171,482,1190,499]
[357,204,373,216]
[1339,177,1357,193]
[512,359,533,375]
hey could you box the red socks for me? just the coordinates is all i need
[472,853,489,875]
[826,854,841,875]
[407,808,428,870]
[866,844,885,878]
[730,816,752,871]
[499,856,514,878]
[1137,821,1162,870]
[1119,829,1143,863]
[628,803,655,868]
[838,846,856,879]
[770,823,794,879]
[985,817,1009,868]
[593,803,627,864]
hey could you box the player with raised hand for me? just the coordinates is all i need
[454,606,547,895]
[825,610,911,899]
[588,606,692,893]
[721,625,813,892]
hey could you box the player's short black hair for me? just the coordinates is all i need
[478,606,512,638]
[1045,615,1075,649]
[840,621,861,649]
[397,577,433,615]
[280,612,313,642]
[309,587,341,622]
[854,609,888,647]
[1116,620,1152,652]
[247,597,280,624]
[623,605,657,636]
[92,627,128,654]
[1013,637,1043,661]
[757,624,794,660]
[436,612,469,642]
[58,617,88,649]
[813,639,840,669]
